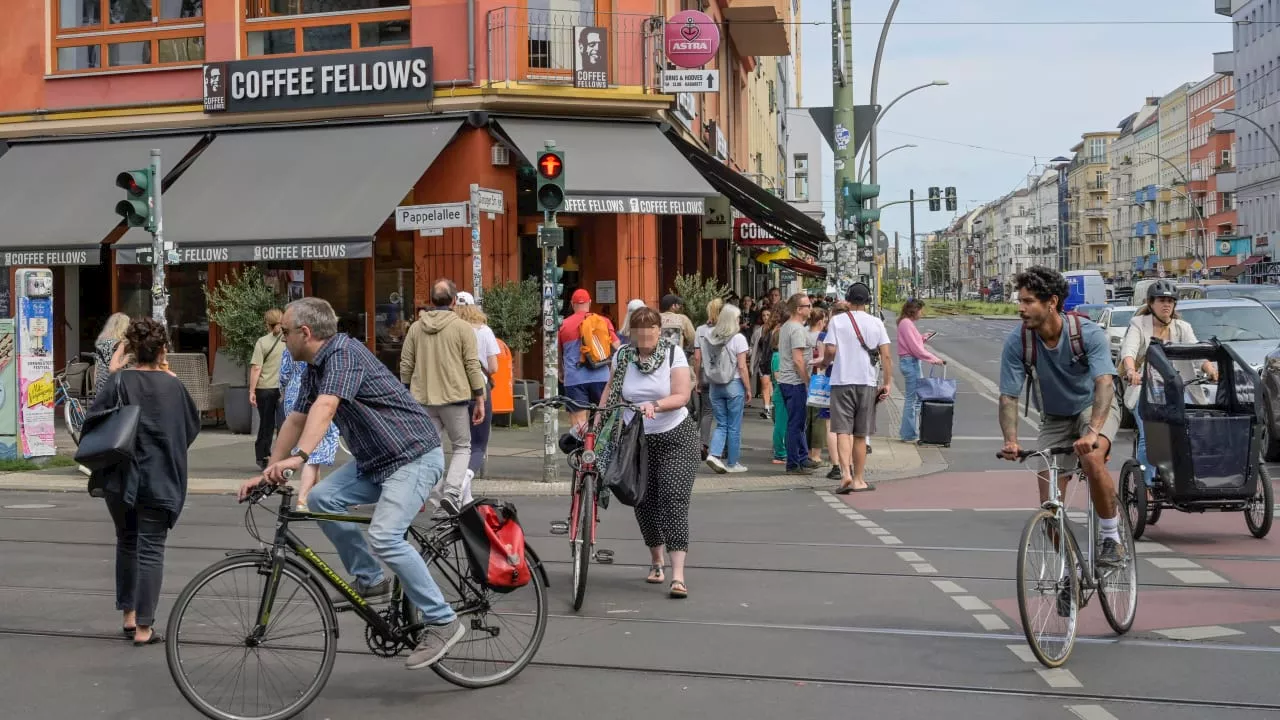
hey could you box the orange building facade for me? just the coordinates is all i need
[0,0,816,373]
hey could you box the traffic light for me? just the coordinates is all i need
[945,186,957,212]
[1148,239,1156,255]
[535,146,566,213]
[115,168,155,230]
[928,186,941,212]
[840,180,880,240]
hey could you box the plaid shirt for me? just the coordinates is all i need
[296,334,441,483]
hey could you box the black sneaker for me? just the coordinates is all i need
[1056,578,1074,618]
[1097,537,1125,568]
[333,578,391,611]
[786,466,814,476]
[802,459,822,470]
[825,466,843,481]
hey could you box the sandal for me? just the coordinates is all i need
[669,580,688,599]
[646,564,664,584]
[132,630,163,647]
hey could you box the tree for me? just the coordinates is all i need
[671,274,730,327]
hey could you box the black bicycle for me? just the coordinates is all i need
[165,479,549,720]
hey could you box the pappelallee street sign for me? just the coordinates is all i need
[395,202,470,231]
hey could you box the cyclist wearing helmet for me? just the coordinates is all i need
[1118,279,1218,486]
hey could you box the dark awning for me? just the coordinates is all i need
[492,118,713,214]
[116,119,464,260]
[664,128,827,256]
[0,134,204,266]
[775,257,827,278]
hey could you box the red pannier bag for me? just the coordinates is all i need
[457,499,532,593]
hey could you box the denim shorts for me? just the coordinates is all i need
[565,381,607,407]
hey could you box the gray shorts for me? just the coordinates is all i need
[1038,395,1122,470]
[830,384,879,437]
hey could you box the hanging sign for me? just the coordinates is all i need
[665,11,720,69]
[573,26,609,89]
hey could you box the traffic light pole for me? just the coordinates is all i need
[469,183,483,304]
[909,188,916,295]
[540,210,559,484]
[830,0,857,293]
[148,149,168,326]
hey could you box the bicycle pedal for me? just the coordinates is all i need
[549,520,569,535]
[594,548,614,564]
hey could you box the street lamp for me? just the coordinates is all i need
[1213,108,1280,162]
[858,144,917,182]
[858,80,949,181]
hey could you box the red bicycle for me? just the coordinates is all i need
[532,395,639,610]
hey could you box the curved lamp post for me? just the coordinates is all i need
[858,143,916,182]
[856,80,948,180]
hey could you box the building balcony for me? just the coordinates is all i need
[485,7,656,92]
[1157,188,1173,203]
[1159,222,1172,236]
[1084,207,1108,218]
[1217,168,1238,192]
[1214,50,1234,75]
[1215,0,1232,17]
[1085,232,1109,246]
[723,0,791,56]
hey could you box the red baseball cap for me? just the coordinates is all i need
[571,289,592,304]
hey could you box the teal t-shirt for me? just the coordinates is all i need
[999,318,1116,417]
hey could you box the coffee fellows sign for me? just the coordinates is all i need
[203,48,433,114]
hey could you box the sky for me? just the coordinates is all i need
[796,0,1234,251]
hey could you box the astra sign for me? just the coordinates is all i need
[664,11,720,69]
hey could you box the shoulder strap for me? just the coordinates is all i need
[1020,324,1038,418]
[847,311,870,351]
[266,333,283,359]
[1066,313,1085,361]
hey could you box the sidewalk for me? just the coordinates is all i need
[0,392,940,496]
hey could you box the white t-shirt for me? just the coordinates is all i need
[719,333,750,382]
[473,325,501,375]
[824,310,891,387]
[613,346,691,434]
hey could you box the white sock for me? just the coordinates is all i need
[1098,514,1121,542]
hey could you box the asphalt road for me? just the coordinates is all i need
[2,316,1279,719]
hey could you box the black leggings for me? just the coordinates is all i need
[254,388,281,464]
[106,496,172,627]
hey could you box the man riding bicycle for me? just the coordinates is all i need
[998,267,1125,568]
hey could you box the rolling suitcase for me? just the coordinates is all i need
[918,401,954,447]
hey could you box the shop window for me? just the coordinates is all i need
[312,259,368,342]
[53,0,204,74]
[373,232,415,373]
[244,0,410,57]
[116,264,210,356]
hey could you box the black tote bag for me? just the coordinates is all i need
[75,374,141,473]
[603,411,648,507]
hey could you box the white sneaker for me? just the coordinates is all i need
[705,455,727,474]
[461,469,475,505]
[726,464,749,473]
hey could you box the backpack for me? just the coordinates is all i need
[1019,312,1086,417]
[700,335,738,385]
[660,314,686,350]
[457,499,532,593]
[578,313,614,370]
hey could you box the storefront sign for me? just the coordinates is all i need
[564,195,705,215]
[665,11,720,69]
[116,241,373,265]
[394,202,470,231]
[673,92,697,130]
[573,26,609,89]
[203,48,433,114]
[0,248,99,267]
[702,196,730,239]
[734,218,784,247]
[661,70,719,93]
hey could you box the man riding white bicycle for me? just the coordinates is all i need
[998,266,1125,568]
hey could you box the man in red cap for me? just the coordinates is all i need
[559,289,620,427]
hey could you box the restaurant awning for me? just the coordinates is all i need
[1222,255,1265,280]
[0,134,205,266]
[775,257,827,278]
[491,118,714,215]
[116,119,464,263]
[663,127,827,256]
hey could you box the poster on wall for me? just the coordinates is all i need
[573,26,609,89]
[0,320,17,460]
[16,270,55,459]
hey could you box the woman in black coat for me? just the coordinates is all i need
[89,317,200,646]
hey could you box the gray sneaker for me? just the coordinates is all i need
[405,618,466,669]
[332,578,391,611]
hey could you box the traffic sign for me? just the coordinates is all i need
[395,202,469,231]
[1190,259,1204,272]
[538,225,564,248]
[661,69,719,93]
[474,187,504,214]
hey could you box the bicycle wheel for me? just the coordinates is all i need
[570,472,595,611]
[1098,498,1138,635]
[1246,462,1274,538]
[64,397,87,445]
[167,556,338,720]
[1016,509,1079,668]
[1120,460,1147,539]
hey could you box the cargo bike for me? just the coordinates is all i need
[1120,339,1274,539]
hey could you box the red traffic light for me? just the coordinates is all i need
[537,152,563,180]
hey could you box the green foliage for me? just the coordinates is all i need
[671,274,729,327]
[484,278,541,354]
[887,299,1017,318]
[206,267,284,376]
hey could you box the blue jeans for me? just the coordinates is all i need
[1133,409,1155,487]
[779,383,810,469]
[709,380,746,466]
[307,447,456,624]
[899,356,921,441]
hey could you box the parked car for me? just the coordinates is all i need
[1204,284,1280,301]
[1070,303,1110,323]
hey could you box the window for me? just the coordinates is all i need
[245,1,410,57]
[793,173,809,202]
[54,0,204,73]
[794,153,808,172]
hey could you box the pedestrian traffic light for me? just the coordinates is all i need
[928,186,941,212]
[945,186,957,212]
[115,168,155,230]
[841,180,880,237]
[535,146,566,213]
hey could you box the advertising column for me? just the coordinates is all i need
[15,269,56,458]
[0,320,17,459]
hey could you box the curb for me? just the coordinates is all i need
[980,315,1020,320]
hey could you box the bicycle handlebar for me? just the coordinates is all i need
[996,444,1096,461]
[530,395,641,413]
[240,469,295,504]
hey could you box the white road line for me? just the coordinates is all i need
[1006,643,1037,663]
[1155,625,1245,641]
[879,536,903,545]
[855,519,879,528]
[1146,557,1202,570]
[931,580,967,594]
[974,614,1009,631]
[882,508,953,512]
[1135,540,1172,553]
[835,508,860,515]
[814,490,832,497]
[896,551,925,562]
[845,514,866,520]
[1035,668,1083,688]
[1272,626,1280,635]
[1168,569,1229,584]
[952,595,992,611]
[867,527,891,536]
[1066,705,1120,720]
[911,563,938,573]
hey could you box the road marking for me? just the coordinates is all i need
[1135,540,1171,553]
[1007,643,1037,663]
[1146,557,1202,570]
[1066,705,1120,720]
[1,504,57,510]
[952,595,992,611]
[879,536,903,545]
[1272,626,1280,635]
[1168,569,1229,584]
[973,508,1035,512]
[931,580,966,594]
[882,508,953,512]
[836,508,860,515]
[814,490,832,497]
[1035,668,1083,688]
[855,519,878,528]
[911,563,938,573]
[845,514,866,520]
[866,527,890,536]
[896,551,925,562]
[1155,625,1245,641]
[974,613,1009,631]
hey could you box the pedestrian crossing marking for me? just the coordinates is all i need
[1146,557,1201,570]
[1154,625,1244,641]
[931,580,966,594]
[854,519,878,528]
[952,595,991,611]
[974,614,1009,631]
[1006,644,1037,663]
[1035,668,1082,688]
[896,551,925,562]
[1066,704,1120,720]
[1168,569,1228,584]
[911,563,937,573]
[867,527,890,536]
[879,536,903,545]
[1135,540,1171,553]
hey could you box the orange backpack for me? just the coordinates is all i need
[578,313,614,369]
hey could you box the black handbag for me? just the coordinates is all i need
[603,411,648,507]
[75,373,141,473]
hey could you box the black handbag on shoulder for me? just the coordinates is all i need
[75,373,141,474]
[603,411,648,507]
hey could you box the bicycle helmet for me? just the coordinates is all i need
[1146,279,1178,303]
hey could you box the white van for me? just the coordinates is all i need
[1063,270,1106,311]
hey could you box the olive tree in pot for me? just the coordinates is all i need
[206,267,285,434]
[482,277,540,427]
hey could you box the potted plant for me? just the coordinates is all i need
[206,267,285,434]
[672,273,730,327]
[482,277,540,426]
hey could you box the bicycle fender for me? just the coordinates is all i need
[524,542,550,589]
